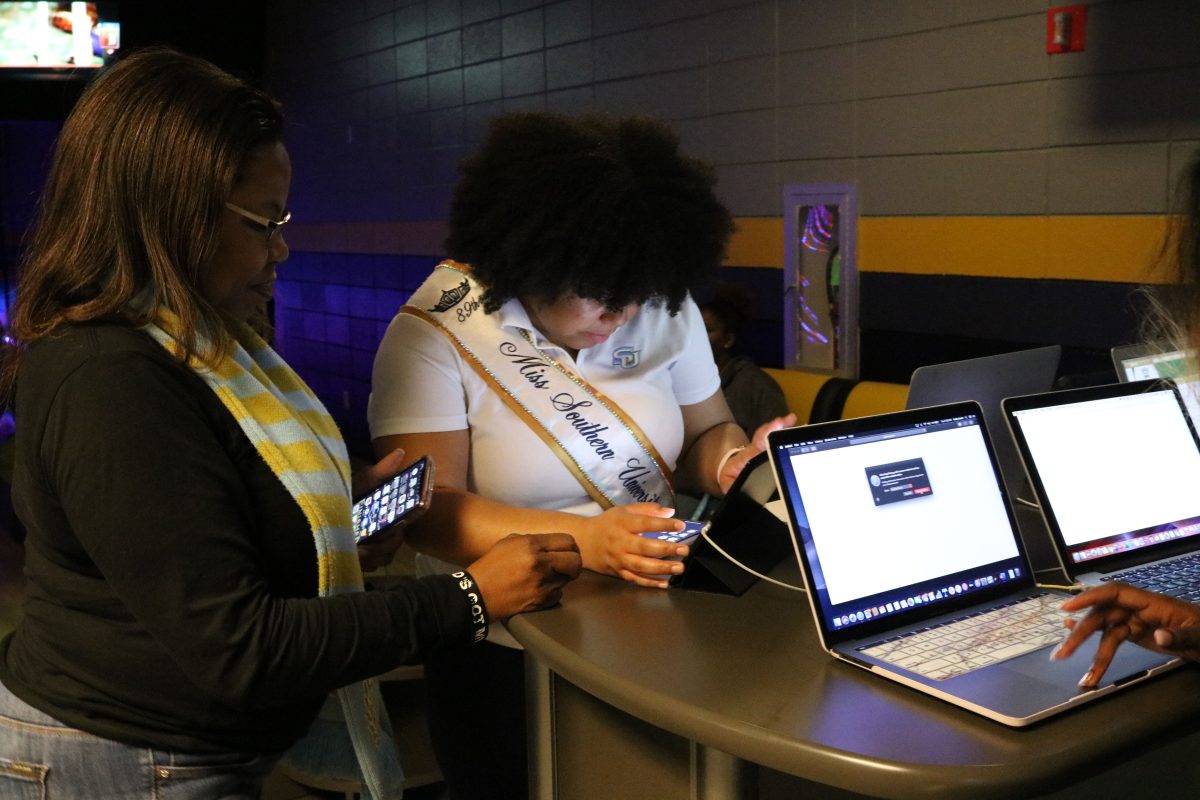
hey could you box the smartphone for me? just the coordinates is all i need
[352,456,434,543]
[641,519,706,548]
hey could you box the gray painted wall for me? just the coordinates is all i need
[267,0,1200,224]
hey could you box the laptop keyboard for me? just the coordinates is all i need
[857,593,1070,681]
[1104,552,1200,602]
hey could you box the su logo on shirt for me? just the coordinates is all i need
[612,346,639,369]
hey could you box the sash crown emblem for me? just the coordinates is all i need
[428,279,471,312]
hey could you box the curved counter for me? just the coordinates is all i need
[507,567,1200,800]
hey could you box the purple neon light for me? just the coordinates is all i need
[801,205,834,252]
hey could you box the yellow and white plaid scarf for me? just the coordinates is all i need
[144,312,401,799]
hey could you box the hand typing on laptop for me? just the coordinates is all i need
[766,400,1179,725]
[1055,583,1200,687]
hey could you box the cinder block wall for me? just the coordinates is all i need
[264,0,1200,456]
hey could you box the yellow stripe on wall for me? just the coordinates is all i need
[867,217,1064,278]
[857,216,1174,283]
[718,215,1174,284]
[288,215,1178,284]
[724,218,785,270]
[1044,216,1173,284]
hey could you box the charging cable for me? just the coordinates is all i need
[692,525,1081,595]
[694,525,807,592]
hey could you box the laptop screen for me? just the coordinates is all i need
[1008,386,1200,567]
[772,406,1025,638]
[1113,347,1200,428]
[1114,347,1193,382]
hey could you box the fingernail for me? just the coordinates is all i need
[671,563,684,573]
[1049,644,1064,661]
[675,545,689,556]
[1077,670,1094,688]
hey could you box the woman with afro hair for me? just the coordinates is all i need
[369,111,793,798]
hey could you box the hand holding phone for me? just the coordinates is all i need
[632,519,706,584]
[352,455,434,543]
[643,515,705,566]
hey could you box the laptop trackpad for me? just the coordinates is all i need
[1002,640,1171,688]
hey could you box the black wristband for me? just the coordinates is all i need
[450,570,489,644]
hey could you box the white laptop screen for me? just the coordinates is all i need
[1115,349,1200,427]
[1010,388,1200,565]
[774,410,1025,636]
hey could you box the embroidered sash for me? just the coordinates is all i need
[143,312,401,800]
[400,261,674,509]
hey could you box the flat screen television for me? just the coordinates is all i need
[0,2,119,73]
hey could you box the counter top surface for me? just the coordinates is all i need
[508,566,1200,799]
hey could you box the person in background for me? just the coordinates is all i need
[1053,155,1200,685]
[700,283,790,438]
[0,48,580,800]
[369,111,794,799]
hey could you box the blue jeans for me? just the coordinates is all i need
[0,675,277,799]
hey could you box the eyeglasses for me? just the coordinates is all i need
[224,201,292,242]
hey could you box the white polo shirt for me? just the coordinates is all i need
[368,292,721,519]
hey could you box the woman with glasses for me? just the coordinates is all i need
[0,48,580,799]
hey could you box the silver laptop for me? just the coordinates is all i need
[1005,379,1200,599]
[1111,342,1200,431]
[767,401,1176,726]
[906,346,1062,499]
